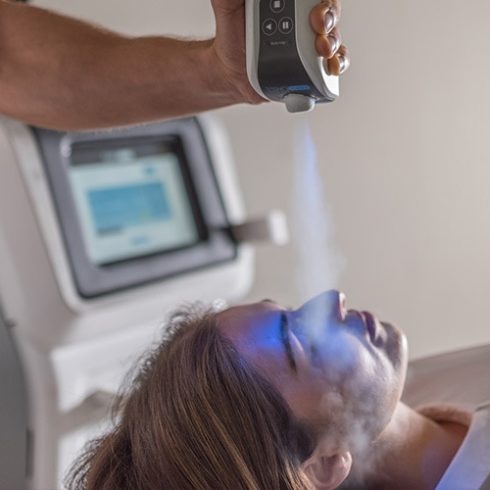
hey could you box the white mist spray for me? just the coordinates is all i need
[292,119,344,336]
[292,119,344,296]
[291,120,384,487]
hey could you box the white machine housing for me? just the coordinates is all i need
[0,115,286,489]
[246,0,339,113]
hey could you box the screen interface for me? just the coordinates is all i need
[69,139,200,265]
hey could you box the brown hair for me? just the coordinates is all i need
[66,304,316,490]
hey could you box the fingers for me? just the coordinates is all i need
[310,0,349,75]
[310,0,341,36]
[315,26,341,59]
[325,44,350,76]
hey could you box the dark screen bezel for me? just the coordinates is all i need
[33,118,237,298]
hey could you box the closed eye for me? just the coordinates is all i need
[280,312,297,373]
[290,318,321,368]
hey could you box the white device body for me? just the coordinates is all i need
[246,0,339,113]
[0,115,256,489]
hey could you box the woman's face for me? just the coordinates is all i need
[217,290,408,451]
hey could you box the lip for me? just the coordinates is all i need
[361,311,378,343]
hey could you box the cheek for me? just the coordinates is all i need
[317,331,397,400]
[317,341,399,443]
[319,344,377,415]
[317,332,371,382]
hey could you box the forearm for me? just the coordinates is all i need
[0,2,245,130]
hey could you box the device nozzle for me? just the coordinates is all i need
[284,94,315,113]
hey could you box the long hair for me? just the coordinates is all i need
[66,304,317,490]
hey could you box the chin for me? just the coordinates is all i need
[377,323,408,428]
[381,321,408,375]
[386,326,409,418]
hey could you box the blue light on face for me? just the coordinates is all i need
[295,292,358,373]
[242,310,288,364]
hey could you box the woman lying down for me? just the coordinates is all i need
[66,291,489,490]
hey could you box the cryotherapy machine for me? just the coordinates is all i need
[0,116,287,489]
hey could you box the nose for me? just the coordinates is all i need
[298,290,346,322]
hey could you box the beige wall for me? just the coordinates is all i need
[34,0,490,359]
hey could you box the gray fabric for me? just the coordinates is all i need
[436,404,490,490]
[0,309,28,490]
[403,347,490,489]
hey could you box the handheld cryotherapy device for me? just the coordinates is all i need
[246,0,339,113]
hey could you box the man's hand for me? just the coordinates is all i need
[0,1,348,130]
[209,0,350,105]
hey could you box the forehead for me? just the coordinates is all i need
[216,302,283,352]
[217,302,299,395]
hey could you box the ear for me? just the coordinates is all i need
[301,444,352,490]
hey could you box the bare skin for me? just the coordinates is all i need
[217,291,468,489]
[346,403,468,489]
[0,0,349,130]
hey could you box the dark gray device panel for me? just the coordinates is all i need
[33,118,237,298]
[258,0,328,102]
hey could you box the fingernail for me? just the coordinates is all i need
[323,59,331,75]
[324,9,335,32]
[328,34,339,54]
[338,54,350,74]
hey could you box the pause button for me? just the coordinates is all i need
[279,17,294,34]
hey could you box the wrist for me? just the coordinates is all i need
[200,40,264,106]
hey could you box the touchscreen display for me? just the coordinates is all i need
[69,140,200,265]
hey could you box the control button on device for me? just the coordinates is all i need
[278,17,294,34]
[270,0,285,13]
[262,18,277,36]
